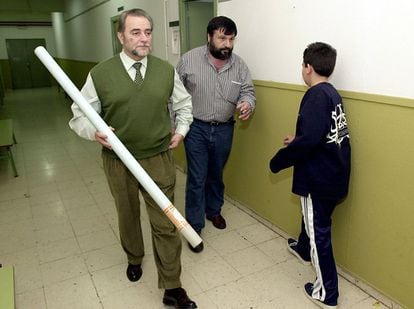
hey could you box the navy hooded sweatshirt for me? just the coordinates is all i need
[269,82,351,200]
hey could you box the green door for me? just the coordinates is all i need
[180,0,215,53]
[187,1,214,49]
[6,39,51,89]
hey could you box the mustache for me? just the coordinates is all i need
[132,46,150,56]
[220,48,232,54]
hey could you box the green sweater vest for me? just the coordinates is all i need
[91,54,174,160]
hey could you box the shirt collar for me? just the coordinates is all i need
[119,51,148,71]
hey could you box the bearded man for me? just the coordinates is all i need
[177,16,256,253]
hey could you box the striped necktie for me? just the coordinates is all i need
[133,62,143,86]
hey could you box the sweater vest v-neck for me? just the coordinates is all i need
[91,55,174,160]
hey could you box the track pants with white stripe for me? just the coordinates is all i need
[297,194,339,306]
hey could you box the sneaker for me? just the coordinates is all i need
[287,238,311,265]
[303,282,337,309]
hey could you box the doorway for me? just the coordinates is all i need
[179,0,215,54]
[110,15,122,55]
[6,39,51,89]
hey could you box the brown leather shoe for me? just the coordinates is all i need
[207,214,226,229]
[163,287,197,308]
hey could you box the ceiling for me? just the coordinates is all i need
[0,0,65,14]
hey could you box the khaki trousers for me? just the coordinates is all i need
[102,150,182,289]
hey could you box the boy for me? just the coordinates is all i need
[269,42,351,309]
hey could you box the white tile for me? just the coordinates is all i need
[179,268,203,296]
[91,263,135,297]
[349,297,388,308]
[256,236,294,264]
[59,186,93,202]
[70,214,110,236]
[33,214,70,230]
[44,275,102,309]
[221,203,258,229]
[223,246,275,276]
[0,196,29,211]
[236,222,279,245]
[0,202,32,224]
[16,287,47,309]
[35,221,75,245]
[101,284,163,309]
[40,255,88,286]
[37,237,81,264]
[82,243,126,272]
[29,182,59,196]
[338,276,376,308]
[29,191,62,207]
[77,228,119,252]
[181,241,221,267]
[14,263,43,294]
[207,230,253,255]
[31,199,66,217]
[187,256,241,291]
[66,203,102,220]
[205,281,258,309]
[0,247,39,267]
[189,292,218,309]
[0,221,37,255]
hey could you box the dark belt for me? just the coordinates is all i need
[193,118,234,126]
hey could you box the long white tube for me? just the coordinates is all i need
[34,46,202,247]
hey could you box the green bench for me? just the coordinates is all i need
[0,265,15,309]
[0,119,18,177]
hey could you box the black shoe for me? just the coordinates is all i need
[188,230,203,253]
[303,282,337,309]
[287,238,311,265]
[126,263,142,282]
[188,241,204,253]
[206,214,226,229]
[163,287,197,308]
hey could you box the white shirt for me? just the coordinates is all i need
[69,51,193,140]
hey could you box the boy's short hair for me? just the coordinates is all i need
[303,42,337,77]
[207,16,237,37]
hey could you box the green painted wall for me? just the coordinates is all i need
[174,80,414,308]
[0,58,95,91]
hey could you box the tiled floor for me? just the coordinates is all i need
[0,88,387,308]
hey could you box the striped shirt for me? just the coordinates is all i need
[177,45,256,123]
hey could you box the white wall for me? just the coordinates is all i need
[0,26,56,59]
[218,0,414,99]
[165,0,180,66]
[53,0,179,64]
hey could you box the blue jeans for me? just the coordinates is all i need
[184,119,234,232]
